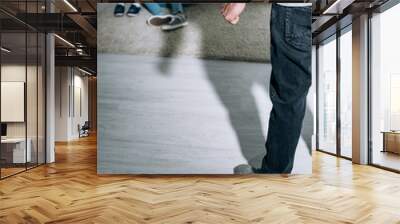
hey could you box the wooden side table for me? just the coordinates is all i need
[382,131,400,154]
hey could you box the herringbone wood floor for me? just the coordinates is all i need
[1,135,400,224]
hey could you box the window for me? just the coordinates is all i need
[0,2,46,179]
[339,28,352,158]
[318,36,337,154]
[370,3,400,171]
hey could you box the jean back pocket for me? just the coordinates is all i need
[284,7,312,51]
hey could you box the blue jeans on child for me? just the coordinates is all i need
[144,3,184,15]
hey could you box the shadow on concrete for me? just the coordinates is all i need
[158,29,184,75]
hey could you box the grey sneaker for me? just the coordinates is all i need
[234,164,255,174]
[147,15,172,26]
[234,164,267,174]
[161,14,188,31]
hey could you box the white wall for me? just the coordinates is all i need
[1,66,26,134]
[1,63,46,164]
[55,66,69,141]
[55,67,89,141]
[71,73,89,138]
[1,65,39,138]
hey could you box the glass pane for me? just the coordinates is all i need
[340,29,352,158]
[318,37,337,154]
[27,31,38,169]
[371,4,400,171]
[1,31,27,177]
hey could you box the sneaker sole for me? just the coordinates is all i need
[147,16,172,26]
[161,21,188,31]
[127,13,139,17]
[114,13,124,17]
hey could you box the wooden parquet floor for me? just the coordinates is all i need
[1,135,400,224]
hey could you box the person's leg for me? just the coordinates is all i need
[145,3,173,26]
[261,4,312,173]
[161,3,187,31]
[169,3,184,15]
[143,3,163,15]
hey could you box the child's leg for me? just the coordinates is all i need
[143,3,163,15]
[169,3,184,15]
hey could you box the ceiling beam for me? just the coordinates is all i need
[67,13,97,46]
[55,55,96,72]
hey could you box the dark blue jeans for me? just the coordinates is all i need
[261,4,312,173]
